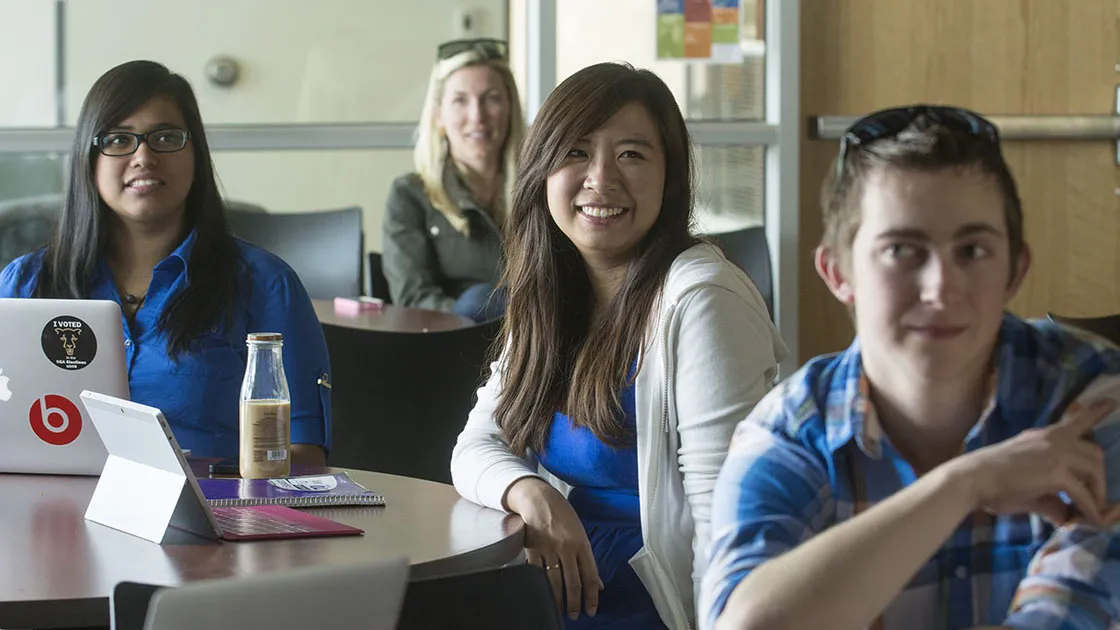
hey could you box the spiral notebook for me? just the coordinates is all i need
[198,473,385,508]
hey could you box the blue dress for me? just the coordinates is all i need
[536,374,668,630]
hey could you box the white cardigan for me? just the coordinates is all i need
[450,243,789,629]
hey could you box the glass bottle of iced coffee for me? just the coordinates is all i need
[239,332,291,479]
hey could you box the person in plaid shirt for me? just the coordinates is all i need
[702,105,1120,630]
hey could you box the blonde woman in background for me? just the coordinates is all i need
[383,38,525,321]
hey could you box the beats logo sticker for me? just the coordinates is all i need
[29,395,82,446]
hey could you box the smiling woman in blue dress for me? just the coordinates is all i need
[450,62,788,629]
[0,60,331,464]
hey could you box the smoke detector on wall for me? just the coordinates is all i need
[205,56,241,88]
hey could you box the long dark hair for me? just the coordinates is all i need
[495,63,698,454]
[35,60,242,357]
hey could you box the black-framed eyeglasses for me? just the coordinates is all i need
[836,105,1001,178]
[437,38,508,61]
[92,128,191,157]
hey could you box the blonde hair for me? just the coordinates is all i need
[414,50,525,235]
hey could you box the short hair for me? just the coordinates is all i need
[820,113,1024,277]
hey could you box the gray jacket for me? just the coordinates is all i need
[382,170,502,311]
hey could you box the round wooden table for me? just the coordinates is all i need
[0,464,524,629]
[312,299,473,333]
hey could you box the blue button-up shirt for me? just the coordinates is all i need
[0,232,331,458]
[702,314,1120,630]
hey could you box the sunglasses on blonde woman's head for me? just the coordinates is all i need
[835,105,1001,178]
[437,38,508,61]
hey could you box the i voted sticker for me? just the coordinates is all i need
[29,394,82,446]
[41,316,97,371]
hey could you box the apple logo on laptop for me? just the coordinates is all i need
[0,369,11,402]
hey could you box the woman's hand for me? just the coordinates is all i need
[948,398,1116,526]
[504,477,603,620]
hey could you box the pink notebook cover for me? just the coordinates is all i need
[212,505,364,541]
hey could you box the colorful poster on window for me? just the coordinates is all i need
[657,0,686,59]
[657,0,742,63]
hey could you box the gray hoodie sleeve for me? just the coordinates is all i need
[382,176,457,312]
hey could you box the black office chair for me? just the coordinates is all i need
[0,193,61,269]
[705,225,773,319]
[367,251,392,303]
[226,206,364,300]
[323,318,501,484]
[1047,312,1120,347]
[397,564,562,630]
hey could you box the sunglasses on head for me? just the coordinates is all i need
[836,105,1001,178]
[437,38,508,61]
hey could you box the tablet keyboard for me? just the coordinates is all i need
[212,506,317,536]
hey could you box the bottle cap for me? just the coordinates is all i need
[246,332,282,343]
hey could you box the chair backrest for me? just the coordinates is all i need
[323,318,501,483]
[367,251,392,303]
[137,558,409,630]
[704,226,773,319]
[0,154,64,204]
[0,193,63,269]
[226,206,364,300]
[111,581,166,630]
[1047,312,1120,347]
[397,563,562,630]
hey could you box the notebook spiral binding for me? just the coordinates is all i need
[207,494,385,508]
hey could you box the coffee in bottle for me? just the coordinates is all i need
[239,332,291,478]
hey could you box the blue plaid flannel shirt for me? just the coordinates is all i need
[701,314,1120,630]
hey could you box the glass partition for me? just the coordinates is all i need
[694,145,764,233]
[554,0,765,120]
[0,0,510,129]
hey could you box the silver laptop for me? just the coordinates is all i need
[0,298,129,475]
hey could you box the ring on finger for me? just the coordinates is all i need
[544,562,561,572]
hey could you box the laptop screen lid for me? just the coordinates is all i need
[81,390,223,544]
[0,298,129,475]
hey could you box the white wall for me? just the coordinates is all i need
[64,0,510,124]
[58,0,506,252]
[0,0,56,126]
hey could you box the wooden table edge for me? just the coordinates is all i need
[409,514,526,580]
[0,510,526,629]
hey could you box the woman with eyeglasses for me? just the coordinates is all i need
[0,60,331,464]
[382,38,525,321]
[451,63,787,629]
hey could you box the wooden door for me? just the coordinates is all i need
[798,0,1120,361]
